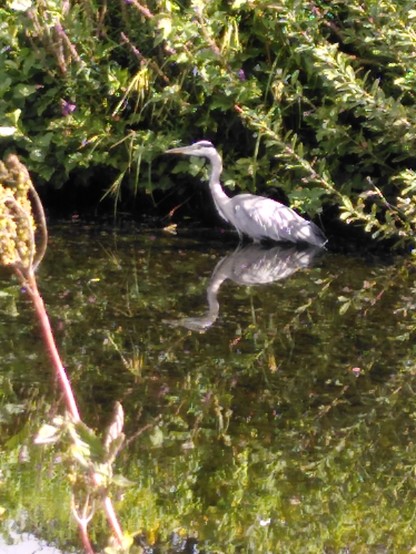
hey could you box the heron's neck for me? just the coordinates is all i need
[208,152,223,186]
[207,153,229,221]
[206,272,225,318]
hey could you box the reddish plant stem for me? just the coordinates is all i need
[5,154,125,549]
[79,525,96,554]
[102,495,124,544]
[24,268,124,547]
[25,270,81,422]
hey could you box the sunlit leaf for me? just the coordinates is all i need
[0,127,17,137]
[34,424,61,445]
[111,474,135,488]
[8,0,32,10]
[149,426,164,448]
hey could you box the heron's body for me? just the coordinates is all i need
[166,140,327,247]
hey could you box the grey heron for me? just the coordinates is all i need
[166,140,327,247]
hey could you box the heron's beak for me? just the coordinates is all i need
[165,145,193,155]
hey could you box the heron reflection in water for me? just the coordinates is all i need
[164,243,321,332]
[166,141,327,248]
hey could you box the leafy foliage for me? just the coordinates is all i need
[3,1,416,243]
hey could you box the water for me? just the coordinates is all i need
[0,224,416,552]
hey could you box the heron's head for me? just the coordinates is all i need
[165,140,218,160]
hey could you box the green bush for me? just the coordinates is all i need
[2,0,416,247]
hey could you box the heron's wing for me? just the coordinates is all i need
[228,244,320,284]
[232,194,326,246]
[231,195,296,241]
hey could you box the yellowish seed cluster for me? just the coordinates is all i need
[0,154,36,269]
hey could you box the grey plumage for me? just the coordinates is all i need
[166,140,327,247]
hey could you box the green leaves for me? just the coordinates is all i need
[2,0,416,246]
[35,402,126,486]
[13,83,37,98]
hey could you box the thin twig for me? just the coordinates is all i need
[125,0,154,19]
[120,32,170,84]
[29,184,48,271]
[124,415,162,449]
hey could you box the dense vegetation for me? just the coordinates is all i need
[3,0,416,246]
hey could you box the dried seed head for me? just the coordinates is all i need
[0,154,36,269]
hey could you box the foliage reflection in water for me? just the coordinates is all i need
[0,225,416,552]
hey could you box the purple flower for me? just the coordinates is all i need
[237,69,246,81]
[54,22,64,36]
[60,99,76,116]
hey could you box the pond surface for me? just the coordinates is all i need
[1,223,416,553]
